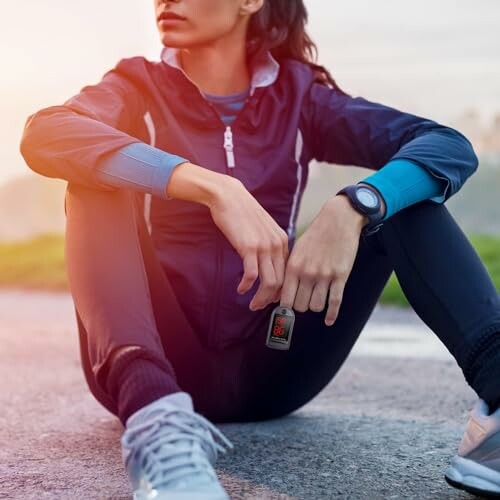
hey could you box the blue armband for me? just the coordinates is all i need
[95,142,189,200]
[360,159,450,220]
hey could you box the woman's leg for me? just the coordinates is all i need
[376,200,500,413]
[64,183,225,424]
[233,200,500,421]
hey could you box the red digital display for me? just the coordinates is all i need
[271,314,292,341]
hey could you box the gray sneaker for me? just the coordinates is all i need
[121,391,234,500]
[445,398,500,497]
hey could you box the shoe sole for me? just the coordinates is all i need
[445,455,500,498]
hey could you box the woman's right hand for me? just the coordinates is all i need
[207,177,290,311]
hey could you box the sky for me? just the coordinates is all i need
[1,0,499,187]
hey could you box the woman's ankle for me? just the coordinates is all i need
[105,346,182,425]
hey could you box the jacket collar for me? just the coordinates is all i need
[160,45,280,97]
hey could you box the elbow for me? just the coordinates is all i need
[19,113,35,162]
[447,125,479,177]
[19,108,58,178]
[453,127,479,176]
[446,127,480,197]
[430,124,480,183]
[20,111,44,172]
[466,139,479,177]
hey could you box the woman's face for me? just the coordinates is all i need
[154,0,258,49]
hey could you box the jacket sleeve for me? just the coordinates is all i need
[302,82,479,202]
[19,62,145,191]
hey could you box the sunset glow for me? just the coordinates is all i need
[2,0,500,187]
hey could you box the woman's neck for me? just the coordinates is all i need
[178,40,250,96]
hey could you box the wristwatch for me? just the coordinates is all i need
[336,183,386,235]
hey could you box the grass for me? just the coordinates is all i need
[0,232,499,307]
[0,233,67,292]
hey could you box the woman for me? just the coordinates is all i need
[19,0,500,498]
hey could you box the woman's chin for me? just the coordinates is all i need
[159,33,197,49]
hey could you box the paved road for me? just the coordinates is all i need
[0,290,480,499]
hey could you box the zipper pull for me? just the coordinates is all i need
[223,125,235,169]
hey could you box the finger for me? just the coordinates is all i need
[325,280,345,326]
[309,279,329,313]
[238,252,259,294]
[280,263,299,309]
[249,254,276,310]
[268,276,283,304]
[279,230,290,262]
[294,277,314,312]
[271,244,286,294]
[271,286,282,304]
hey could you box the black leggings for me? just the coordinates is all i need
[64,183,500,424]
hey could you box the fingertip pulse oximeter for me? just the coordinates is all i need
[266,305,295,350]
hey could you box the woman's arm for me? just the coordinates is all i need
[303,82,479,205]
[278,83,480,322]
[19,62,145,191]
[19,58,194,202]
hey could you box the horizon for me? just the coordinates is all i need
[2,0,499,187]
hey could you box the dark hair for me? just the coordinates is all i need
[247,0,351,96]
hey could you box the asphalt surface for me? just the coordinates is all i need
[0,290,482,499]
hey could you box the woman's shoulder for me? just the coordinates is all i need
[277,57,353,107]
[98,55,168,100]
[275,57,336,97]
[278,57,316,82]
[111,55,161,80]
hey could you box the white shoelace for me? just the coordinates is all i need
[122,406,234,490]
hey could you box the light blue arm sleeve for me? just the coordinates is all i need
[360,159,450,221]
[94,142,189,200]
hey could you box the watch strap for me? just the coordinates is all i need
[336,184,385,235]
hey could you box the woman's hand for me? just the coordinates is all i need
[279,195,369,326]
[207,177,289,311]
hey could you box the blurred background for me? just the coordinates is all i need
[1,0,499,302]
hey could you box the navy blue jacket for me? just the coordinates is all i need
[19,49,478,350]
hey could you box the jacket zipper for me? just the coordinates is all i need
[187,81,238,175]
[223,125,236,173]
[206,126,235,349]
[206,124,242,348]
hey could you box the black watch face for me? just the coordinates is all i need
[356,187,379,211]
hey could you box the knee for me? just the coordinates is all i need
[382,200,448,228]
[64,181,135,208]
[375,200,452,247]
[64,182,139,221]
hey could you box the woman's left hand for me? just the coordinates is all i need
[277,195,369,326]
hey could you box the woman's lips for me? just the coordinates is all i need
[158,12,186,21]
[159,18,186,25]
